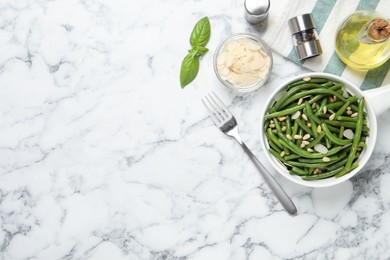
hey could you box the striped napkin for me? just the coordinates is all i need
[261,0,390,90]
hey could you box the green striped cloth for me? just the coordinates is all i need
[262,0,389,90]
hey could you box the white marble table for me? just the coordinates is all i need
[1,0,390,259]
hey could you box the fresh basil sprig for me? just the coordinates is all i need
[180,17,211,89]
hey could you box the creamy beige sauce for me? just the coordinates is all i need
[217,38,271,87]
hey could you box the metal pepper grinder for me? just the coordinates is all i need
[244,0,270,24]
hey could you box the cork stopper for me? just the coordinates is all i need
[368,19,390,42]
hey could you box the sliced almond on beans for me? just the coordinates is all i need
[323,106,327,114]
[298,98,303,105]
[302,114,308,121]
[278,116,286,121]
[294,135,302,140]
[281,126,286,132]
[329,113,336,121]
[307,148,314,152]
[280,151,285,157]
[302,134,311,140]
[314,144,328,154]
[351,112,358,117]
[291,111,301,120]
[322,157,331,162]
[317,125,322,133]
[286,134,292,140]
[343,129,354,140]
[342,88,349,98]
[303,77,311,82]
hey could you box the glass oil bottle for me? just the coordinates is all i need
[335,10,390,70]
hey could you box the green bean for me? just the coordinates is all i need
[298,151,346,163]
[324,120,356,128]
[315,97,328,116]
[278,133,349,159]
[334,101,350,118]
[287,78,328,90]
[335,161,359,178]
[326,102,344,111]
[304,101,322,125]
[319,114,330,119]
[350,104,368,117]
[274,120,290,155]
[302,166,344,180]
[339,126,344,139]
[286,116,292,136]
[336,116,368,125]
[358,142,366,148]
[265,94,325,119]
[287,80,305,90]
[270,83,323,112]
[290,166,307,176]
[264,120,269,132]
[296,118,313,136]
[325,137,332,149]
[327,158,348,171]
[327,124,341,134]
[345,98,364,171]
[306,132,325,148]
[321,123,352,145]
[267,128,283,149]
[268,140,282,153]
[311,119,318,138]
[284,154,301,160]
[279,138,292,152]
[269,148,285,162]
[311,78,331,84]
[291,119,299,143]
[320,81,333,88]
[336,116,357,122]
[280,88,346,109]
[296,128,304,146]
[329,84,343,93]
[286,160,335,168]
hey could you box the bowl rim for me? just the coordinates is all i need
[213,33,273,93]
[259,72,378,188]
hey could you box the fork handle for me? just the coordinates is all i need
[238,141,298,216]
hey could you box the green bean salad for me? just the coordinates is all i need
[264,77,369,180]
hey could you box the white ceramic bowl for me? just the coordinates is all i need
[259,72,390,188]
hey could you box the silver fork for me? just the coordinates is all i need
[202,92,297,216]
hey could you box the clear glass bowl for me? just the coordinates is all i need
[213,33,273,93]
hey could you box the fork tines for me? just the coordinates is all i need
[201,92,232,126]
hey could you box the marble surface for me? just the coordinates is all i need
[0,0,390,259]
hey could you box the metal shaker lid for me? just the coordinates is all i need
[295,39,322,60]
[288,13,316,34]
[244,0,270,24]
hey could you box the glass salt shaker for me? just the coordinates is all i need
[288,13,322,60]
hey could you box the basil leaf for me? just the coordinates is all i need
[194,46,209,56]
[188,46,209,57]
[190,17,211,47]
[180,54,199,88]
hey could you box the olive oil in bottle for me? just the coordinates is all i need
[335,10,390,70]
